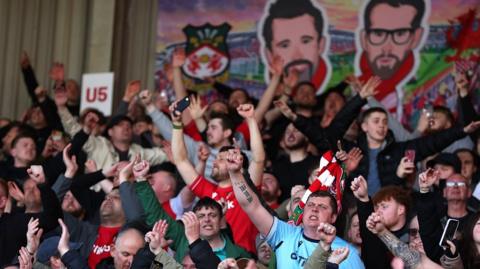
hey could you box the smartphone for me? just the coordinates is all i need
[423,103,433,118]
[175,96,190,113]
[405,149,416,162]
[439,219,459,247]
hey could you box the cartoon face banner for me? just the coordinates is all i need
[156,0,480,125]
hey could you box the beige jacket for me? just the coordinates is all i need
[58,107,167,170]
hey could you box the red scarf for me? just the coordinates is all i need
[359,51,415,102]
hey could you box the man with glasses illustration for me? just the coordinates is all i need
[356,0,428,116]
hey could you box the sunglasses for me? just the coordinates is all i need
[445,181,467,188]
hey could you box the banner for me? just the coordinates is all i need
[155,0,480,127]
[80,73,114,116]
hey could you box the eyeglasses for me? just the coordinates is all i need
[446,181,467,188]
[408,228,419,237]
[366,28,415,45]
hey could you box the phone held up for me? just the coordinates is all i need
[439,218,459,248]
[175,96,190,113]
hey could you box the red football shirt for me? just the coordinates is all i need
[88,226,121,269]
[190,175,258,253]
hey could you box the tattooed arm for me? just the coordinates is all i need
[377,230,421,268]
[367,212,442,269]
[226,148,274,236]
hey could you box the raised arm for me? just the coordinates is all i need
[226,148,273,236]
[170,101,199,185]
[367,212,442,269]
[237,104,265,186]
[253,55,283,123]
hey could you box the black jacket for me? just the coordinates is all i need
[189,239,221,269]
[292,95,366,152]
[0,183,62,268]
[350,127,468,188]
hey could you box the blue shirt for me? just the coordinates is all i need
[266,217,365,269]
[367,148,381,196]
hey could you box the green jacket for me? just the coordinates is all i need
[135,181,251,262]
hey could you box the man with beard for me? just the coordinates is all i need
[62,188,126,268]
[260,171,282,210]
[356,0,427,115]
[170,103,264,254]
[272,123,319,202]
[260,0,330,93]
[0,176,62,268]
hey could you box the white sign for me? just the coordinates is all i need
[80,73,114,116]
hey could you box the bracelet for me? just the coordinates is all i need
[172,122,183,129]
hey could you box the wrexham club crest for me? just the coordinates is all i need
[182,23,231,79]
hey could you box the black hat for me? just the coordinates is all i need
[106,115,133,131]
[426,153,462,174]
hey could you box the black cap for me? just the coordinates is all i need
[426,153,462,174]
[106,115,133,131]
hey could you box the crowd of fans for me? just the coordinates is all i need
[0,47,479,269]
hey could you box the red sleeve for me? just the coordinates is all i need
[236,120,250,144]
[189,175,216,198]
[184,121,203,142]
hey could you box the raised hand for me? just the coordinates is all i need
[366,212,387,235]
[181,211,200,244]
[197,142,210,163]
[18,247,33,269]
[188,95,207,120]
[317,222,336,251]
[28,165,46,184]
[118,154,139,183]
[145,220,172,255]
[82,112,100,135]
[273,99,297,121]
[63,144,78,178]
[54,87,68,107]
[396,157,415,179]
[20,51,31,69]
[463,120,480,134]
[84,159,98,174]
[283,69,299,90]
[172,48,186,68]
[133,159,150,180]
[269,54,284,76]
[328,247,350,265]
[226,148,244,173]
[34,86,48,102]
[102,161,124,179]
[335,140,347,161]
[350,176,369,202]
[345,74,362,93]
[57,218,70,256]
[217,258,240,269]
[418,168,439,192]
[139,90,153,107]
[359,76,381,99]
[26,217,43,255]
[49,62,65,82]
[168,100,183,123]
[416,109,432,133]
[236,103,255,119]
[345,147,363,173]
[123,80,141,102]
[454,68,470,97]
[8,181,25,203]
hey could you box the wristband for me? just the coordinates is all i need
[172,122,183,129]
